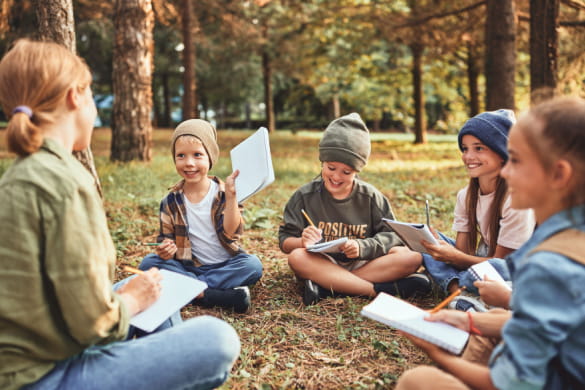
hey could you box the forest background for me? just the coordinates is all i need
[0,0,584,389]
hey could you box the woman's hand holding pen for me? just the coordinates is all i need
[156,239,177,260]
[301,225,322,247]
[118,268,163,316]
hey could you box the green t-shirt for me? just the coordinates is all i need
[0,139,129,390]
[279,177,403,260]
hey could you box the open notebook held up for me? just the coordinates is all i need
[230,127,275,203]
[361,293,469,355]
[382,218,438,254]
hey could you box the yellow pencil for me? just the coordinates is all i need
[123,265,145,275]
[429,286,467,314]
[301,208,315,227]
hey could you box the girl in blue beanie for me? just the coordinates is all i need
[396,96,585,390]
[421,109,535,311]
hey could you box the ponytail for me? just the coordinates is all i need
[0,39,91,157]
[6,106,44,156]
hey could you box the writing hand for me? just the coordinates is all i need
[301,225,322,247]
[118,268,162,315]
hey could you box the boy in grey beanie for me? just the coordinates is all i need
[279,113,431,305]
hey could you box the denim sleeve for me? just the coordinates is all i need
[490,252,585,390]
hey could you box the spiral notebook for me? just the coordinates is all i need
[307,237,348,253]
[469,262,511,291]
[361,293,469,355]
[382,218,438,254]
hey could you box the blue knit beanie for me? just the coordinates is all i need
[457,109,516,161]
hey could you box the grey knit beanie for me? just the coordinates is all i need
[319,113,371,172]
[171,119,219,168]
[457,109,516,162]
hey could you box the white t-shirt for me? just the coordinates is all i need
[184,180,231,265]
[452,186,535,251]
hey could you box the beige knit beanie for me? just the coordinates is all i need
[171,119,219,168]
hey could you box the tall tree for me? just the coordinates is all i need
[530,0,559,103]
[111,0,154,161]
[181,0,198,119]
[261,22,275,132]
[32,0,103,196]
[485,0,516,110]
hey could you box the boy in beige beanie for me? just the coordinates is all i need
[138,119,263,313]
[278,113,431,305]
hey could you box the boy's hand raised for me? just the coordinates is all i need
[225,169,239,199]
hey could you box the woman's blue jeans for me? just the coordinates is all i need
[23,280,241,390]
[422,232,510,294]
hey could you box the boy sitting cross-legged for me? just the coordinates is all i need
[139,119,263,313]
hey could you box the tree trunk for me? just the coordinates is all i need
[181,0,198,120]
[467,40,481,117]
[411,43,427,144]
[485,0,516,110]
[111,0,154,162]
[332,93,340,119]
[33,0,103,197]
[530,0,559,103]
[262,47,275,132]
[162,73,172,127]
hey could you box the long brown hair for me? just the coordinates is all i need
[465,175,508,256]
[0,39,91,157]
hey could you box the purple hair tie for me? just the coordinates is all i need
[12,105,33,119]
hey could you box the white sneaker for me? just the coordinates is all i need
[448,294,488,312]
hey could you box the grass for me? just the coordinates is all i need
[0,127,468,389]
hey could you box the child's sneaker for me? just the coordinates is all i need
[303,279,323,306]
[448,294,488,312]
[373,273,432,299]
[201,286,251,313]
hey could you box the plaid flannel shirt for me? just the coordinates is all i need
[157,176,244,266]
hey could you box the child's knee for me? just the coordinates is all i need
[138,253,163,271]
[287,248,309,270]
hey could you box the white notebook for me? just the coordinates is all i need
[307,237,349,253]
[361,293,469,355]
[469,262,511,291]
[130,270,207,332]
[382,218,438,254]
[230,127,275,203]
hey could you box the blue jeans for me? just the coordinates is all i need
[23,315,240,390]
[139,252,263,289]
[422,232,510,294]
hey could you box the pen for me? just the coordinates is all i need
[429,286,467,314]
[143,242,162,246]
[425,199,430,228]
[123,265,145,275]
[301,208,316,227]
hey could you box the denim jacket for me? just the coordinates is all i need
[489,205,585,390]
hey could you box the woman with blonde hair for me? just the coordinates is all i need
[0,39,239,390]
